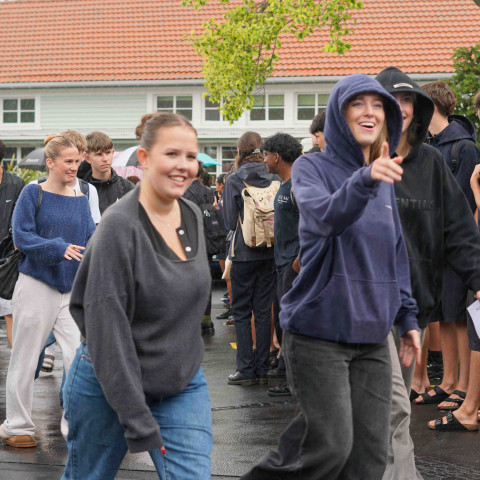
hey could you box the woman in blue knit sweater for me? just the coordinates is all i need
[0,135,95,448]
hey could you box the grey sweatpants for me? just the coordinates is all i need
[383,327,425,480]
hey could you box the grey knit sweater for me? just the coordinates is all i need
[69,187,210,453]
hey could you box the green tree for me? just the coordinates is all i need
[182,0,363,123]
[449,44,480,140]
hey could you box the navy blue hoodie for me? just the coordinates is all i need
[280,74,418,343]
[427,115,480,213]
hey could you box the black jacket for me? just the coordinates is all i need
[427,114,480,213]
[223,162,276,262]
[78,166,135,215]
[0,170,25,240]
[183,179,215,207]
[377,67,480,327]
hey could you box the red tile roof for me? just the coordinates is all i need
[0,0,479,84]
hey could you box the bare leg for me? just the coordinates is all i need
[412,326,430,394]
[429,321,441,351]
[415,320,457,404]
[5,314,12,349]
[438,320,470,409]
[428,350,480,428]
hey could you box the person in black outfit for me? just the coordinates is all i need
[262,133,303,396]
[79,131,135,215]
[183,162,216,335]
[223,132,277,386]
[416,81,480,410]
[0,139,25,348]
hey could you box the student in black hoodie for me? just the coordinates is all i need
[376,67,480,477]
[418,81,480,411]
[79,131,135,215]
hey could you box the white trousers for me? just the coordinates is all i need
[1,273,80,436]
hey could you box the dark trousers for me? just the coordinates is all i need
[242,332,392,480]
[230,259,276,378]
[274,265,298,371]
[202,254,213,324]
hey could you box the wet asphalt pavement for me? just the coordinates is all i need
[0,284,480,479]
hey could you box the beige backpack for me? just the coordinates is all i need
[239,180,280,248]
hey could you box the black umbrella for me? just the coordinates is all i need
[18,147,46,171]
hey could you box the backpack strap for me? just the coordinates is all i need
[35,185,43,218]
[450,140,461,175]
[78,178,90,198]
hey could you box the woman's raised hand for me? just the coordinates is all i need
[64,244,85,262]
[370,142,403,184]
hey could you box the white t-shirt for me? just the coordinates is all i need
[29,178,101,224]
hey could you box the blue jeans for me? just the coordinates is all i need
[62,345,212,480]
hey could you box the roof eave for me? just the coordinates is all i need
[0,72,454,89]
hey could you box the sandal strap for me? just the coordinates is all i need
[452,390,467,399]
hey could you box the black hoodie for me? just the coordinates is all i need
[377,67,480,327]
[78,164,135,215]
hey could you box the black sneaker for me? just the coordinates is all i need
[256,376,268,385]
[201,322,215,336]
[267,382,291,397]
[267,368,287,379]
[216,309,232,320]
[228,371,257,385]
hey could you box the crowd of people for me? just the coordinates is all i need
[0,69,480,479]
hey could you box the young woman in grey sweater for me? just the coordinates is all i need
[62,113,212,480]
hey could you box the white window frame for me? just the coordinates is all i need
[296,93,329,122]
[155,94,193,120]
[249,94,285,122]
[0,95,40,129]
[204,97,225,123]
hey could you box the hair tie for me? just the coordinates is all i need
[252,148,262,154]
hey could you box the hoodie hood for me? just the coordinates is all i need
[235,161,275,187]
[323,73,403,170]
[431,114,478,146]
[376,66,434,154]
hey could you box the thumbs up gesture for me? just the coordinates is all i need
[370,142,403,184]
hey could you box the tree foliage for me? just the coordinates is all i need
[182,0,363,123]
[449,44,480,140]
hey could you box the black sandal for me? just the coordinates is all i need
[438,390,466,410]
[415,385,450,405]
[429,411,479,432]
[410,388,420,402]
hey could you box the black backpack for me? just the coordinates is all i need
[189,189,227,256]
[37,177,90,198]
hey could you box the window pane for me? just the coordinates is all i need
[222,146,237,160]
[4,147,17,159]
[269,95,284,107]
[269,108,284,121]
[297,107,315,121]
[298,94,315,107]
[317,94,329,108]
[21,98,35,110]
[176,96,192,109]
[21,111,35,123]
[205,97,220,108]
[21,147,36,157]
[253,95,265,107]
[206,109,220,121]
[157,96,174,109]
[250,109,265,121]
[176,109,192,120]
[3,112,17,123]
[3,99,17,111]
[204,146,217,158]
